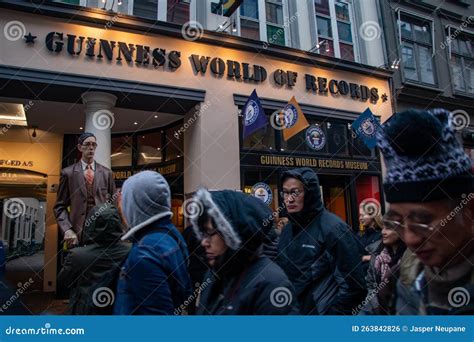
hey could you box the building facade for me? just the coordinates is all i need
[379,0,474,159]
[0,0,394,293]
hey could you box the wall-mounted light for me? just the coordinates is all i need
[310,40,330,53]
[390,58,400,69]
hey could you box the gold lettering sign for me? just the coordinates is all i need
[0,160,34,167]
[113,164,178,180]
[259,154,368,171]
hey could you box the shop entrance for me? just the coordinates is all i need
[242,168,353,226]
[0,168,49,313]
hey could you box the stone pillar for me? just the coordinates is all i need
[81,92,117,168]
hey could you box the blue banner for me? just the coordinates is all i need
[0,316,472,342]
[351,108,381,149]
[242,89,268,139]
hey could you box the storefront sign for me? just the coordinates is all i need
[251,182,273,206]
[21,30,387,104]
[0,159,33,167]
[113,163,178,180]
[240,153,379,172]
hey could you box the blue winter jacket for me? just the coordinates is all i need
[113,218,192,315]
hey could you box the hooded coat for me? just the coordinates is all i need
[275,168,367,315]
[191,189,299,315]
[57,204,131,315]
[113,171,192,315]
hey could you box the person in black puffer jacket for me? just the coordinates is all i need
[191,189,299,315]
[276,167,367,315]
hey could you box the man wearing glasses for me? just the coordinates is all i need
[54,132,117,248]
[377,108,473,315]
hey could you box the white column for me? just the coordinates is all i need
[81,92,117,169]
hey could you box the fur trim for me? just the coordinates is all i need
[190,188,241,250]
[121,211,173,241]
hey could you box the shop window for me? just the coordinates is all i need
[351,133,374,158]
[447,32,473,94]
[165,126,184,161]
[280,120,328,154]
[398,14,435,85]
[326,122,349,156]
[167,0,190,25]
[137,131,162,165]
[242,125,276,151]
[111,135,133,167]
[313,0,356,61]
[242,168,279,212]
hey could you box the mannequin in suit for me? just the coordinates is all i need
[54,132,116,248]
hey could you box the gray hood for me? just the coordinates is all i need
[121,170,173,241]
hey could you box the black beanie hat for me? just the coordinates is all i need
[376,108,473,203]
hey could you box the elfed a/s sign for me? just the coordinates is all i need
[22,30,388,104]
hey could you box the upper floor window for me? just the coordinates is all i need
[60,0,191,23]
[313,0,356,61]
[240,0,260,40]
[398,14,435,85]
[237,0,289,46]
[447,31,473,94]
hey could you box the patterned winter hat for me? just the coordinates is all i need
[376,108,473,203]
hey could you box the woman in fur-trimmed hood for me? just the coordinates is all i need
[191,189,299,315]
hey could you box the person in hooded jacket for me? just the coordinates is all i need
[57,204,131,314]
[276,167,367,315]
[191,189,299,315]
[113,171,192,315]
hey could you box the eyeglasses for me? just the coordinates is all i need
[382,218,437,237]
[201,229,219,240]
[82,142,98,148]
[280,189,304,199]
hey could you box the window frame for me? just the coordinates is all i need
[445,25,474,96]
[312,0,359,62]
[236,0,290,47]
[396,9,437,86]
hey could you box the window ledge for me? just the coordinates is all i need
[453,90,474,99]
[402,80,443,93]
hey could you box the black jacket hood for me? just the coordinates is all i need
[83,204,125,245]
[281,167,325,227]
[190,189,273,276]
